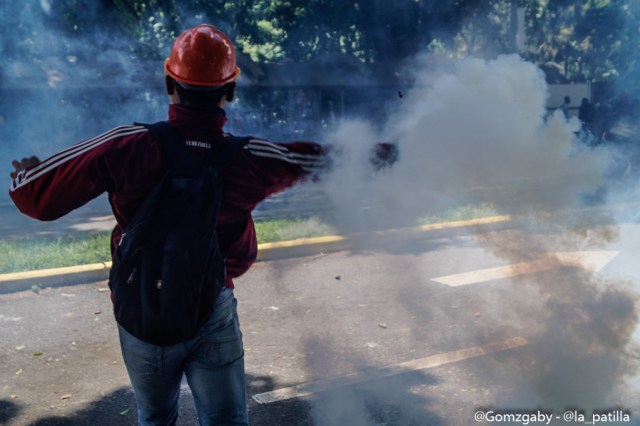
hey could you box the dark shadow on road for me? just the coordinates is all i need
[27,388,137,426]
[13,363,446,425]
[305,370,444,426]
[23,373,318,426]
[248,368,444,426]
[0,398,22,425]
[248,335,447,426]
[248,372,314,425]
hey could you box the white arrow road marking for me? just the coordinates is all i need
[252,336,528,404]
[432,251,620,287]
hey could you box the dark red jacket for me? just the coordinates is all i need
[10,104,329,287]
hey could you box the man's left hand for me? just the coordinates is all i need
[10,156,40,179]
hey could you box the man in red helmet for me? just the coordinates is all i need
[10,24,395,425]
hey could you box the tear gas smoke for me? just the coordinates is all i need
[0,3,261,201]
[0,3,166,199]
[4,2,640,423]
[477,223,639,410]
[320,54,640,418]
[323,54,610,229]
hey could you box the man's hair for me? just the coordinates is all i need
[173,80,235,110]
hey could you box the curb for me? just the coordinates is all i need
[0,215,512,294]
[256,215,512,259]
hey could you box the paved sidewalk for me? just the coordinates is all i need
[0,185,331,240]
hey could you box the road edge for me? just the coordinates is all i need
[0,215,512,293]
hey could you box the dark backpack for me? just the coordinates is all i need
[109,121,249,346]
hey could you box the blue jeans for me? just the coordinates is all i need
[118,288,248,426]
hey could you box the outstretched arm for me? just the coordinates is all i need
[243,138,398,193]
[9,125,148,221]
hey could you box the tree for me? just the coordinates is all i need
[94,0,494,65]
[6,0,639,86]
[524,0,638,82]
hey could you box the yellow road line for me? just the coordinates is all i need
[257,235,345,250]
[0,215,511,284]
[0,262,112,283]
[432,250,619,287]
[433,259,554,287]
[416,215,511,231]
[252,336,528,404]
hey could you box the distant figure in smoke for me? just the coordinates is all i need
[578,97,596,132]
[558,95,571,118]
[9,24,397,426]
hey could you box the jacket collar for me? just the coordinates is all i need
[167,104,228,134]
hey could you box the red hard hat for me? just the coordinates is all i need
[165,24,240,87]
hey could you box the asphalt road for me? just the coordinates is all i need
[2,218,640,425]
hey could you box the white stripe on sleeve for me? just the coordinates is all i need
[246,139,327,172]
[10,125,147,192]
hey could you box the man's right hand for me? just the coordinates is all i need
[370,143,399,170]
[10,156,40,179]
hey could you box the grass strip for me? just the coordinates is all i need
[254,216,336,244]
[417,203,499,225]
[0,217,337,274]
[0,233,110,274]
[0,204,499,274]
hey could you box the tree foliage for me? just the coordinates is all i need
[6,0,640,84]
[523,0,639,82]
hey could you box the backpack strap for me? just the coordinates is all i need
[213,135,252,170]
[135,121,188,165]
